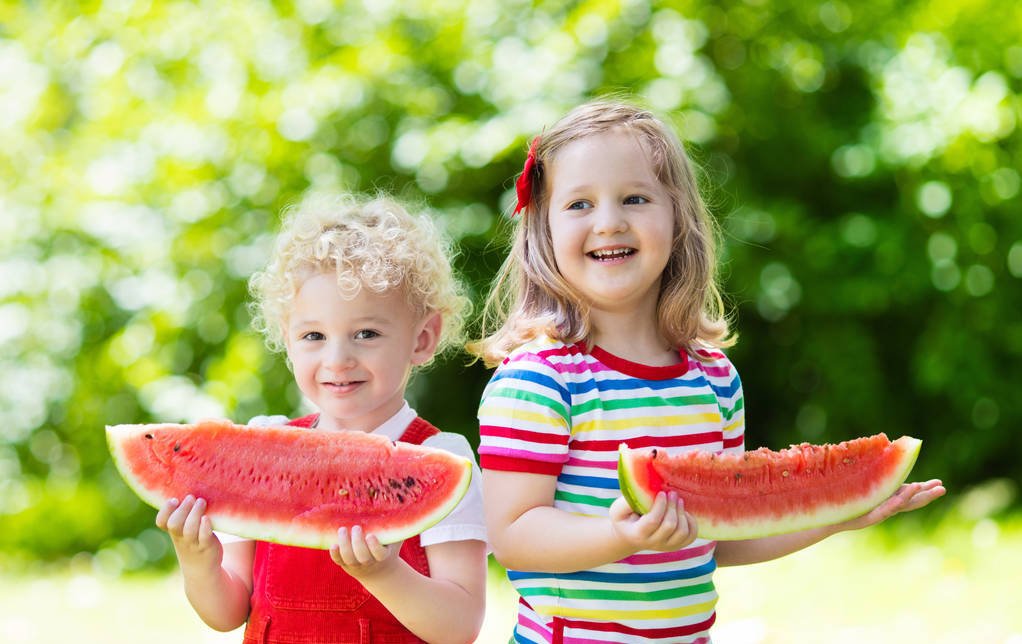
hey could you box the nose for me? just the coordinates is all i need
[323,339,357,370]
[591,202,629,234]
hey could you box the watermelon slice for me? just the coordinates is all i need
[107,419,472,548]
[618,433,921,540]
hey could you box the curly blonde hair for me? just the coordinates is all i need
[468,99,734,367]
[250,193,470,367]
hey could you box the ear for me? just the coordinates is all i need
[410,312,443,366]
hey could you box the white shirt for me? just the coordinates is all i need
[217,402,487,548]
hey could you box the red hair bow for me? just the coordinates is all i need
[513,136,540,216]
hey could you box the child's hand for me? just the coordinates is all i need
[155,495,223,572]
[609,491,698,553]
[329,526,400,579]
[839,479,946,531]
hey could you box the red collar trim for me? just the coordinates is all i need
[588,344,689,380]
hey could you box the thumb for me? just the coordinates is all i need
[609,496,637,522]
[365,534,394,561]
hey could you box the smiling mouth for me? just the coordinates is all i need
[588,248,635,261]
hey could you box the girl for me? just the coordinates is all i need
[156,194,487,644]
[470,100,945,643]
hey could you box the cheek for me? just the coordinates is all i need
[651,217,677,253]
[287,351,314,375]
[549,219,582,260]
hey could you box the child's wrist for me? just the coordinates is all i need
[607,518,643,559]
[178,552,223,582]
[348,553,407,587]
[818,520,847,538]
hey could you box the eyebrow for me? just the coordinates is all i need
[292,316,394,327]
[558,180,662,197]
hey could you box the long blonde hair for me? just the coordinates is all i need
[467,100,733,367]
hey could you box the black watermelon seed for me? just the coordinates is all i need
[404,477,416,487]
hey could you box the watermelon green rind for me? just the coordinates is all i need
[107,423,183,513]
[616,434,922,541]
[106,420,473,548]
[618,445,656,514]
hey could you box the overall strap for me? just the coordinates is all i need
[397,417,440,445]
[287,414,437,442]
[287,414,318,428]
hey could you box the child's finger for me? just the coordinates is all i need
[664,496,694,547]
[182,497,207,538]
[328,543,345,567]
[155,498,180,530]
[870,482,924,523]
[684,510,699,541]
[649,492,681,542]
[906,482,946,511]
[913,480,945,499]
[349,526,373,564]
[165,495,195,535]
[894,483,924,510]
[652,497,695,549]
[197,515,217,548]
[334,527,355,565]
[608,496,637,523]
[365,533,389,561]
[901,481,923,498]
[635,492,668,533]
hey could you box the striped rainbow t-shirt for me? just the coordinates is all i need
[478,337,745,644]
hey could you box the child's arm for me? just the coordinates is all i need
[715,478,945,566]
[329,528,486,644]
[156,495,254,631]
[484,469,697,573]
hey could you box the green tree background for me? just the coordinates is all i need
[1,0,1019,570]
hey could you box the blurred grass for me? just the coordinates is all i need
[711,513,1022,644]
[2,510,1019,643]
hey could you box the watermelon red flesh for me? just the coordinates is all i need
[618,433,921,540]
[107,419,472,548]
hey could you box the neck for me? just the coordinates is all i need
[588,305,679,367]
[316,396,408,434]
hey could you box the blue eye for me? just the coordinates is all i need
[624,195,648,205]
[301,331,325,341]
[354,329,380,340]
[567,200,592,210]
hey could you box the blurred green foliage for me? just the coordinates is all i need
[1,0,1019,568]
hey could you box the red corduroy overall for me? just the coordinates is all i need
[242,414,438,644]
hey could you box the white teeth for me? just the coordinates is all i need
[590,248,634,259]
